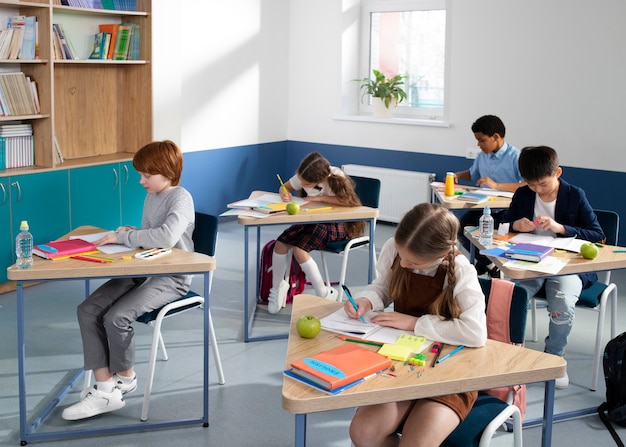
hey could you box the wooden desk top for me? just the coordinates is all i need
[7,226,216,281]
[432,184,512,210]
[282,295,565,414]
[467,228,626,279]
[237,191,379,226]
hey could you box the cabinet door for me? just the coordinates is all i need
[70,164,121,230]
[10,171,71,247]
[0,178,11,282]
[119,161,145,228]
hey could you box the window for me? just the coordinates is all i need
[359,0,449,120]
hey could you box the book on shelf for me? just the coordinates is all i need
[319,307,413,344]
[33,238,99,260]
[287,343,391,391]
[457,191,489,203]
[99,24,118,59]
[113,24,133,60]
[89,32,109,60]
[0,72,38,116]
[53,23,78,60]
[504,243,555,262]
[19,16,37,60]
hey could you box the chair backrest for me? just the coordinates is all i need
[351,175,381,209]
[192,212,219,257]
[479,277,529,344]
[594,209,619,246]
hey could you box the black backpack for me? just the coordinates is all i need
[598,332,626,447]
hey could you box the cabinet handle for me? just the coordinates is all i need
[0,182,6,205]
[122,164,129,184]
[11,181,21,203]
[113,168,119,189]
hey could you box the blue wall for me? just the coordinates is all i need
[183,141,626,245]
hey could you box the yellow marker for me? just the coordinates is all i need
[122,255,132,261]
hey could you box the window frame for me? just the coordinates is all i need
[358,0,451,121]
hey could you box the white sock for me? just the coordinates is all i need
[272,251,289,289]
[95,380,115,393]
[299,258,327,296]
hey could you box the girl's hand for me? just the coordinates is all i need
[279,187,292,202]
[370,311,418,331]
[94,232,119,246]
[343,297,372,320]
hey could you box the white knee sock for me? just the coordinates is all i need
[272,251,289,289]
[299,258,327,296]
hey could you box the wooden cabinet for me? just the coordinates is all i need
[69,161,144,230]
[0,170,70,282]
[0,0,152,174]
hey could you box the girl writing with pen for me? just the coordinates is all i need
[343,203,487,447]
[62,140,195,421]
[268,151,364,313]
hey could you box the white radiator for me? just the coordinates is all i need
[343,164,436,223]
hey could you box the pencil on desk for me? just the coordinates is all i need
[276,174,289,196]
[436,345,465,364]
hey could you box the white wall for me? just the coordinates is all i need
[154,0,626,172]
[152,0,290,152]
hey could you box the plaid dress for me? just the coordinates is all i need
[277,223,349,252]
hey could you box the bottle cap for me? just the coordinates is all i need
[20,220,29,230]
[484,206,491,214]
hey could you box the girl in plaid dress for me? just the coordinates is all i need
[268,152,365,314]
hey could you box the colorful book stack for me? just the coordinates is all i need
[57,0,138,12]
[0,123,34,169]
[52,23,79,60]
[89,23,140,60]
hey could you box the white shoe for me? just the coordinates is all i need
[268,280,289,314]
[555,372,569,389]
[80,374,137,400]
[324,287,338,301]
[62,385,125,421]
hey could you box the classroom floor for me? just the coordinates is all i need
[0,218,625,446]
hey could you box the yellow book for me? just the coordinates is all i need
[253,202,287,214]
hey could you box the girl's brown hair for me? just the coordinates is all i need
[296,152,365,237]
[388,203,461,319]
[133,140,183,186]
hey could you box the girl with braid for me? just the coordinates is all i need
[268,152,365,314]
[344,203,487,447]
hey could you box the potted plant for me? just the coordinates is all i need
[355,69,407,118]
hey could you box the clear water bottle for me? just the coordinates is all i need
[479,206,494,246]
[15,220,33,269]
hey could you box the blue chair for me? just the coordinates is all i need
[442,277,528,447]
[136,212,225,421]
[529,209,619,390]
[319,175,381,301]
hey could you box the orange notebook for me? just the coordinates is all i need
[33,238,98,260]
[289,343,391,390]
[98,24,118,59]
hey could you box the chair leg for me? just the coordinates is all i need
[591,284,617,391]
[141,315,165,421]
[158,330,168,361]
[531,298,538,342]
[209,309,225,385]
[83,369,92,390]
[320,251,332,289]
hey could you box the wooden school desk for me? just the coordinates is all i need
[466,228,626,424]
[282,295,566,447]
[7,226,216,445]
[237,191,379,342]
[431,183,513,210]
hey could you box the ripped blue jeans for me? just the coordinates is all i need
[518,275,582,357]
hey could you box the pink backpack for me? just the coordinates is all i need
[483,278,527,419]
[258,240,306,305]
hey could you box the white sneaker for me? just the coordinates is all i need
[555,372,569,389]
[80,374,137,400]
[62,385,125,421]
[268,280,289,314]
[325,287,338,301]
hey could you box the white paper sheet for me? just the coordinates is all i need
[70,231,133,254]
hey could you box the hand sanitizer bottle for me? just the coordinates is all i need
[479,206,494,246]
[16,220,33,269]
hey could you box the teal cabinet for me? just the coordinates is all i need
[70,162,145,230]
[1,171,70,282]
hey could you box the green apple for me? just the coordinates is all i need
[286,202,301,215]
[296,315,321,338]
[580,243,599,260]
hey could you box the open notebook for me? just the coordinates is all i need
[320,307,413,344]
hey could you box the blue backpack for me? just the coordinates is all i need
[598,331,626,447]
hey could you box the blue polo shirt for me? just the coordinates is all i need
[469,142,522,184]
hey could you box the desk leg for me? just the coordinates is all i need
[295,414,307,447]
[541,379,556,447]
[203,271,210,425]
[16,281,27,442]
[368,217,375,283]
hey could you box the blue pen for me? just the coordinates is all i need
[436,345,465,364]
[341,284,366,323]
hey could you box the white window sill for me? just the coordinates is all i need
[335,114,450,127]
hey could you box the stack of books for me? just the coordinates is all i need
[54,0,138,12]
[457,191,489,203]
[33,238,98,260]
[52,23,79,60]
[0,16,37,60]
[89,23,140,60]
[0,72,40,116]
[284,343,391,394]
[0,124,34,169]
[504,243,554,262]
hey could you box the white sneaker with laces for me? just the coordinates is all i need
[62,385,125,421]
[268,280,289,314]
[80,374,137,400]
[555,372,569,389]
[325,287,338,301]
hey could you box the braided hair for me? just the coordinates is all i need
[388,203,461,320]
